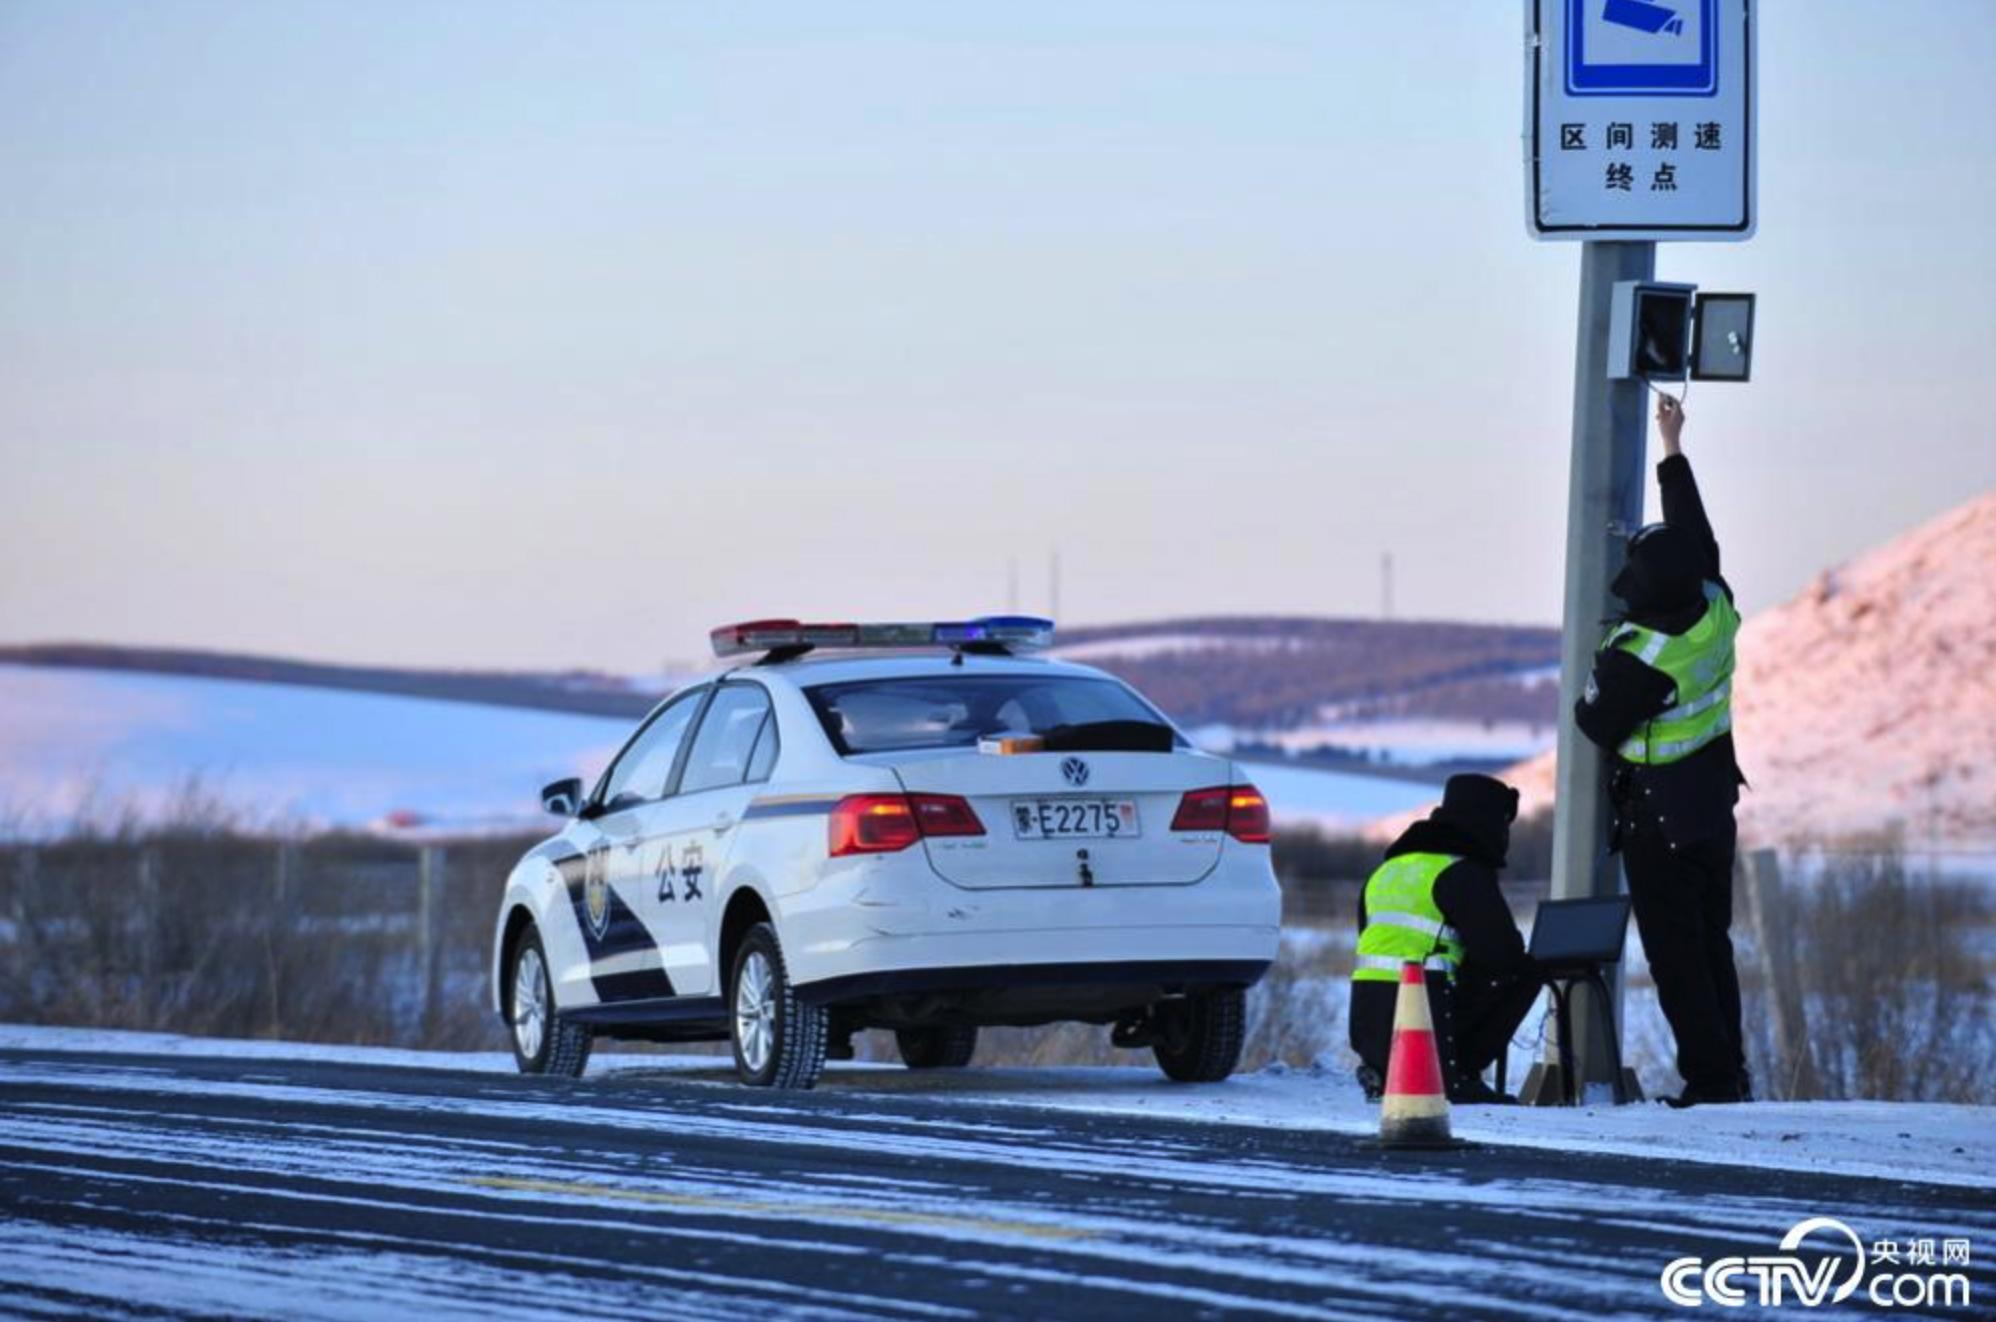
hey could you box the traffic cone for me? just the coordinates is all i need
[1379,960,1460,1150]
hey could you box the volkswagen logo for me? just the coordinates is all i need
[1060,756,1090,787]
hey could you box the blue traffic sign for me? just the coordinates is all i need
[1528,0,1753,240]
[1565,0,1719,97]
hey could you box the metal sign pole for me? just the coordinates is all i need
[1524,0,1755,1103]
[1527,238,1653,1104]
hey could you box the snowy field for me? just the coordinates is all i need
[1199,717,1556,769]
[0,664,632,832]
[1231,760,1437,831]
[2,1024,1985,1191]
[0,663,1435,835]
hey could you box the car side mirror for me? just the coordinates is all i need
[541,777,585,818]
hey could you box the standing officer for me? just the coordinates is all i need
[1574,396,1748,1107]
[1348,774,1541,1105]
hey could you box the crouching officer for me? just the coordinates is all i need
[1349,774,1541,1105]
[1575,396,1748,1108]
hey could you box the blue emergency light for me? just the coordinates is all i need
[710,615,1056,659]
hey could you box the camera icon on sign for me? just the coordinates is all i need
[1602,0,1685,36]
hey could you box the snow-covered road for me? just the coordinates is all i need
[2,1033,1990,1319]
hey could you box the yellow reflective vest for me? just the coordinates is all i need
[1353,852,1464,983]
[1600,581,1739,766]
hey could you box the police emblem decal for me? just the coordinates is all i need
[583,853,611,940]
[1060,756,1090,788]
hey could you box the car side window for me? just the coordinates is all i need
[598,690,705,812]
[679,684,775,794]
[743,711,779,783]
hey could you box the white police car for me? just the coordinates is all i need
[490,616,1281,1089]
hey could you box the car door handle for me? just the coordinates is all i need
[713,811,736,834]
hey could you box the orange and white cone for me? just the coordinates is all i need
[1379,960,1459,1150]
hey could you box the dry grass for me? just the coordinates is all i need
[0,801,527,1051]
[1746,848,1991,1103]
[2,811,1987,1101]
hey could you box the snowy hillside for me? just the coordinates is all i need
[0,663,1433,835]
[1237,758,1437,831]
[1051,616,1561,768]
[1499,492,1996,847]
[0,664,632,834]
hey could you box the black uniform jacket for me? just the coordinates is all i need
[1573,454,1744,849]
[1358,819,1532,979]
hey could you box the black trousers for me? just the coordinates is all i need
[1445,969,1546,1080]
[1349,969,1541,1085]
[1622,819,1745,1091]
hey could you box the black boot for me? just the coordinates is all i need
[1663,1079,1746,1108]
[1449,1075,1520,1106]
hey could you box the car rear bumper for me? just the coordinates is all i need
[778,848,1280,991]
[794,956,1271,1007]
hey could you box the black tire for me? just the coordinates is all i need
[728,923,828,1089]
[1151,986,1246,1083]
[895,1025,978,1069]
[507,925,592,1078]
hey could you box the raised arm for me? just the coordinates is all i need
[1653,397,1722,582]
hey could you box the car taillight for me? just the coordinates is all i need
[910,793,984,837]
[1171,784,1271,844]
[1169,787,1230,834]
[828,793,984,856]
[1225,784,1271,843]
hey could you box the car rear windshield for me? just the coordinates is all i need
[805,675,1181,756]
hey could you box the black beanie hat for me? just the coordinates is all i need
[1430,773,1520,865]
[1611,522,1703,612]
[1437,774,1520,826]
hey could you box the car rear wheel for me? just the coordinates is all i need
[729,923,827,1089]
[509,926,591,1077]
[1152,986,1245,1083]
[895,1025,978,1069]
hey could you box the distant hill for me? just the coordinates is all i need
[0,643,661,721]
[0,619,1568,832]
[1052,616,1560,734]
[0,662,632,833]
[0,619,1562,738]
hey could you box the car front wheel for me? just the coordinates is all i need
[1151,986,1246,1083]
[729,924,828,1089]
[509,925,591,1077]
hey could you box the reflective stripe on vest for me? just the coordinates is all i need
[1605,581,1740,766]
[1353,852,1465,983]
[1653,676,1731,724]
[1363,909,1460,944]
[1637,710,1733,762]
[1354,953,1451,975]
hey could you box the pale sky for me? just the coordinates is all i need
[3,1,1992,672]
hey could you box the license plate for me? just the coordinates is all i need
[1010,798,1140,840]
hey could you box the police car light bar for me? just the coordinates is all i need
[710,616,1056,659]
